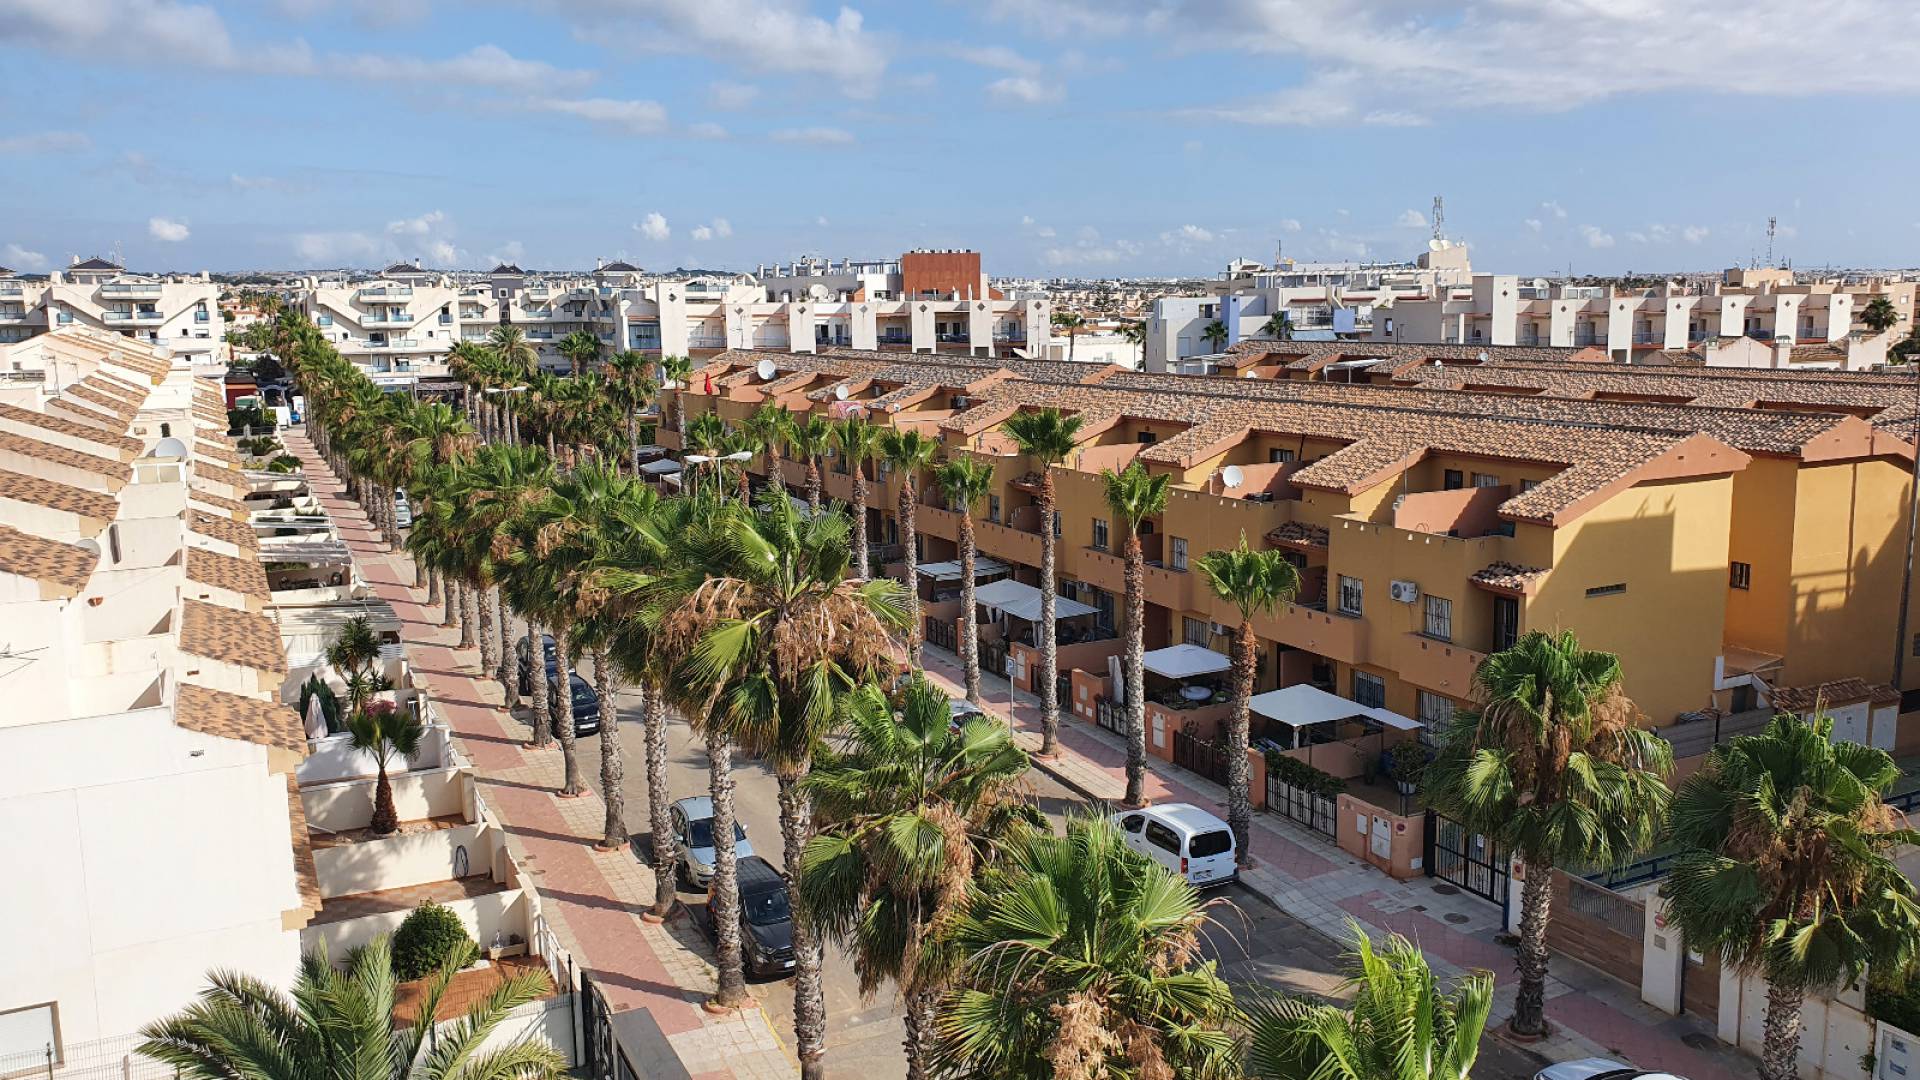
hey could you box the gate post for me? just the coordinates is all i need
[1421,810,1436,879]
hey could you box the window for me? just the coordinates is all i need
[1119,813,1145,834]
[1136,431,1158,445]
[1052,510,1061,538]
[1183,617,1209,646]
[1144,820,1182,854]
[1416,691,1455,732]
[1353,671,1386,709]
[1492,595,1519,652]
[1729,562,1752,590]
[1519,478,1537,493]
[1095,589,1116,631]
[1187,830,1232,858]
[1423,595,1452,641]
[1092,518,1110,551]
[1443,469,1464,490]
[159,422,170,438]
[1472,472,1501,488]
[987,495,1001,523]
[1337,574,1363,616]
[1170,536,1188,571]
[1270,448,1295,464]
[1586,583,1627,598]
[0,1001,61,1064]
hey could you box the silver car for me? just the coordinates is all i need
[669,796,753,889]
[1534,1058,1687,1080]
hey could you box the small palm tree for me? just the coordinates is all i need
[1195,534,1299,863]
[1051,311,1087,363]
[1117,319,1146,368]
[1662,714,1920,1080]
[880,428,941,667]
[1101,461,1170,807]
[1246,921,1492,1080]
[1202,318,1229,353]
[1003,408,1083,757]
[831,417,885,579]
[1260,311,1292,341]
[140,937,563,1080]
[1862,295,1901,335]
[936,455,997,704]
[935,813,1240,1079]
[785,412,834,512]
[1423,630,1673,1037]
[557,329,602,376]
[743,402,793,488]
[659,354,694,436]
[326,615,384,713]
[348,701,424,836]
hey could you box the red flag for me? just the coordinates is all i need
[703,372,713,394]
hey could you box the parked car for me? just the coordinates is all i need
[706,855,796,978]
[1112,803,1237,888]
[1534,1060,1687,1080]
[561,672,600,738]
[948,697,986,733]
[393,488,412,529]
[670,796,754,889]
[515,633,559,696]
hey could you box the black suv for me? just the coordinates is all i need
[707,855,795,978]
[514,635,601,738]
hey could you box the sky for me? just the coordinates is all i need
[2,0,1917,278]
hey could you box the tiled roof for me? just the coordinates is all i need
[188,489,250,518]
[193,458,249,490]
[84,376,147,406]
[1265,521,1329,550]
[1470,562,1550,594]
[186,546,269,598]
[47,397,124,431]
[68,382,137,418]
[0,524,96,591]
[179,599,287,673]
[0,430,126,479]
[287,775,321,913]
[0,401,141,455]
[70,257,122,270]
[1771,677,1901,712]
[191,508,259,550]
[0,467,118,519]
[175,681,304,755]
[101,351,169,380]
[195,439,241,464]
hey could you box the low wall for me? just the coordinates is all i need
[430,993,577,1067]
[1069,669,1112,725]
[1147,701,1230,761]
[302,766,467,832]
[1547,870,1645,991]
[298,723,451,785]
[1335,794,1424,879]
[301,887,528,961]
[315,822,496,900]
[1010,638,1123,695]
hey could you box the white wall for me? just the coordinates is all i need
[314,823,495,899]
[297,724,449,785]
[302,767,466,832]
[300,888,527,961]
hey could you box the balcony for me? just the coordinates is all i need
[0,283,23,295]
[688,334,726,349]
[1688,329,1711,343]
[0,309,26,323]
[355,286,413,300]
[526,330,554,340]
[100,282,163,298]
[103,310,163,323]
[992,330,1027,343]
[936,333,971,344]
[1632,331,1663,346]
[1394,633,1486,698]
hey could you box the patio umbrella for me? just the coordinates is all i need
[304,693,329,740]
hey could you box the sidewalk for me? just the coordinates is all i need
[286,433,790,1080]
[913,648,1756,1080]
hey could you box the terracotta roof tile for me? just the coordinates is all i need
[0,401,141,455]
[193,458,249,490]
[84,376,147,406]
[1470,561,1550,595]
[186,546,269,598]
[1771,677,1901,712]
[287,774,321,913]
[47,397,124,431]
[0,524,96,591]
[68,382,138,418]
[191,508,259,550]
[175,680,305,755]
[0,430,126,479]
[179,599,286,673]
[0,467,118,519]
[1265,521,1329,550]
[195,439,241,463]
[189,489,250,518]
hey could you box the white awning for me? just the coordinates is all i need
[917,557,1008,582]
[640,458,682,475]
[973,578,1096,622]
[1141,643,1232,680]
[1247,683,1422,731]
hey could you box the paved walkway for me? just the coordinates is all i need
[286,432,790,1080]
[913,648,1758,1080]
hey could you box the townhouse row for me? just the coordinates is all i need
[0,259,224,364]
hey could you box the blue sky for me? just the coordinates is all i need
[1,0,1914,277]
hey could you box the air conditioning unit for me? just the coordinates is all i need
[1209,622,1233,638]
[1389,580,1420,604]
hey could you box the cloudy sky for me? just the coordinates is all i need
[1,0,1914,277]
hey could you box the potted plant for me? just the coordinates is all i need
[1386,745,1430,796]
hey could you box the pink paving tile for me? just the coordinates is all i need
[1547,994,1746,1080]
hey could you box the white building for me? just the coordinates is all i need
[0,329,314,1064]
[0,259,225,367]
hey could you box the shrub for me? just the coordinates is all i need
[1262,751,1346,797]
[1384,745,1432,788]
[391,901,476,981]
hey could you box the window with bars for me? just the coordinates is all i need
[1170,537,1188,571]
[1337,574,1363,616]
[1183,617,1209,646]
[1417,690,1455,731]
[987,495,1001,523]
[1353,671,1385,709]
[1423,595,1452,641]
[1472,472,1501,488]
[1729,561,1751,590]
[1092,518,1109,551]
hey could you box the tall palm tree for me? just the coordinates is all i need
[1051,310,1087,364]
[1423,630,1673,1038]
[1195,534,1299,864]
[935,813,1240,1079]
[743,402,792,492]
[488,324,539,379]
[935,455,996,704]
[800,677,1035,1079]
[558,328,602,376]
[606,350,657,474]
[1202,318,1229,353]
[1246,921,1492,1080]
[1101,462,1170,808]
[140,937,563,1080]
[831,417,885,579]
[785,412,833,512]
[1117,319,1146,369]
[880,429,940,668]
[1002,409,1083,757]
[659,354,694,438]
[325,615,384,713]
[348,702,424,836]
[1662,714,1920,1080]
[1259,311,1292,341]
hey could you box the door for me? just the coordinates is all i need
[1491,595,1519,653]
[1142,819,1184,878]
[1116,812,1147,858]
[1426,812,1510,911]
[1184,826,1235,883]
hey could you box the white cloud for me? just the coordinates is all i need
[386,209,445,236]
[1021,215,1035,226]
[1542,200,1568,220]
[1360,110,1428,127]
[686,122,729,140]
[530,97,667,134]
[3,243,47,269]
[772,127,854,145]
[1161,224,1215,244]
[428,239,464,266]
[1628,231,1649,244]
[814,216,830,227]
[1036,226,1057,238]
[1683,225,1709,244]
[706,80,760,110]
[711,217,732,238]
[543,0,885,96]
[952,45,1041,75]
[1578,224,1615,249]
[986,76,1064,106]
[147,216,189,242]
[292,231,384,265]
[1523,218,1543,233]
[489,240,526,266]
[1277,218,1302,233]
[1043,236,1143,267]
[636,212,670,242]
[1396,209,1427,229]
[0,130,90,155]
[691,225,712,241]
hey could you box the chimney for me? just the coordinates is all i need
[414,258,422,269]
[596,257,604,271]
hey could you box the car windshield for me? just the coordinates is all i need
[1187,830,1232,858]
[572,687,594,706]
[687,819,746,850]
[743,888,792,926]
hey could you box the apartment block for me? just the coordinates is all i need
[0,259,225,365]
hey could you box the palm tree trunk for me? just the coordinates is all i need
[528,623,551,748]
[1121,533,1147,808]
[594,650,626,850]
[851,466,871,579]
[642,685,676,918]
[778,772,828,1080]
[1510,857,1554,1037]
[552,630,584,796]
[495,597,516,699]
[440,574,458,630]
[1037,475,1060,757]
[1759,982,1806,1080]
[707,733,750,1008]
[1227,621,1256,865]
[901,989,937,1080]
[899,479,921,668]
[736,468,751,506]
[371,762,398,836]
[477,584,499,677]
[628,407,640,476]
[806,459,822,512]
[425,566,441,610]
[458,580,478,650]
[959,511,981,704]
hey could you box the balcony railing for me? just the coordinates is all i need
[0,283,24,295]
[355,286,413,300]
[100,283,163,298]
[103,310,163,323]
[1688,330,1710,342]
[1632,331,1662,345]
[936,333,970,344]
[992,330,1026,342]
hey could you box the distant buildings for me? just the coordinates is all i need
[0,258,225,366]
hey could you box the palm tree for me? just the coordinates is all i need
[1863,295,1901,335]
[800,677,1035,1079]
[1260,311,1292,341]
[880,429,940,667]
[1661,714,1920,1080]
[1202,318,1229,353]
[934,813,1240,1079]
[348,701,424,836]
[1117,319,1146,369]
[606,350,657,474]
[785,412,833,512]
[1423,630,1673,1038]
[659,354,694,438]
[1003,409,1083,758]
[488,324,539,379]
[743,402,792,492]
[1101,462,1170,808]
[1246,921,1492,1080]
[140,937,563,1080]
[935,455,996,704]
[325,615,384,713]
[1195,534,1299,864]
[1051,310,1087,363]
[831,417,885,579]
[558,328,602,376]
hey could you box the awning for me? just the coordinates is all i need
[640,458,682,475]
[1141,643,1231,680]
[917,557,1008,582]
[1248,683,1422,731]
[973,578,1095,623]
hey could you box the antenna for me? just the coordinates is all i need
[1766,216,1777,267]
[1431,196,1445,244]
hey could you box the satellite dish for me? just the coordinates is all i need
[1477,351,1490,363]
[756,358,776,380]
[1242,370,1259,379]
[1220,465,1245,490]
[150,437,188,458]
[75,538,102,559]
[834,384,849,401]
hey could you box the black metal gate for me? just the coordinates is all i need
[580,972,618,1080]
[1424,812,1510,913]
[1172,728,1229,785]
[1094,695,1124,735]
[981,640,1009,678]
[1265,776,1338,840]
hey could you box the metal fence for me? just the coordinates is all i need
[1265,777,1338,840]
[0,1033,178,1080]
[1093,695,1124,735]
[1172,728,1229,786]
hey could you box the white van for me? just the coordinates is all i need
[1112,803,1237,887]
[393,488,412,530]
